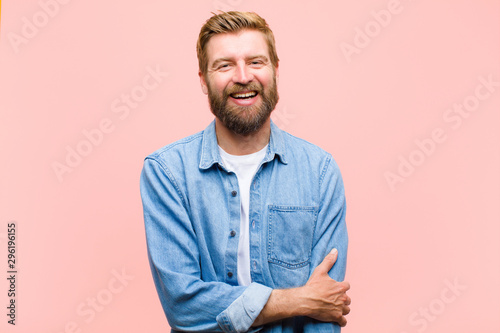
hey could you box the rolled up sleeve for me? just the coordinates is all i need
[217,282,273,332]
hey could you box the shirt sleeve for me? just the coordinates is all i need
[303,155,348,333]
[140,157,272,332]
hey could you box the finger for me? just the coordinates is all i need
[345,295,351,306]
[314,248,338,275]
[343,305,350,315]
[338,316,347,327]
[341,281,351,292]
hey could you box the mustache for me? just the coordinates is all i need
[224,83,263,96]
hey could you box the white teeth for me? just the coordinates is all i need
[232,91,257,98]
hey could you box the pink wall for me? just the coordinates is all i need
[0,0,498,332]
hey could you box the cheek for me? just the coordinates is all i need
[206,79,222,94]
[257,71,275,88]
[212,78,231,93]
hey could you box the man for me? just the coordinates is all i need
[140,11,351,332]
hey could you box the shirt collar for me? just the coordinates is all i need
[199,119,288,170]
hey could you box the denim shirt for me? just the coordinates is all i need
[140,120,348,333]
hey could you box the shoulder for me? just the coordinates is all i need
[281,130,337,167]
[144,130,204,167]
[277,128,343,187]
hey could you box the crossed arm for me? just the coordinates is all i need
[252,248,351,327]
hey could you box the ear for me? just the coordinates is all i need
[274,62,280,86]
[199,71,208,95]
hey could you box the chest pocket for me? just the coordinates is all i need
[267,205,318,268]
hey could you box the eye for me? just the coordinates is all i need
[216,65,231,72]
[249,60,266,67]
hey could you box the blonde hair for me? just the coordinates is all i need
[197,11,279,75]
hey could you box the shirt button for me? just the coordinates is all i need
[231,190,237,197]
[230,230,236,237]
[253,261,257,269]
[227,272,233,278]
[252,221,255,228]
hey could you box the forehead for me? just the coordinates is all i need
[206,29,270,64]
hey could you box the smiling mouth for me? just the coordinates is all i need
[230,91,258,99]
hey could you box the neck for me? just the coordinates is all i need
[215,118,271,155]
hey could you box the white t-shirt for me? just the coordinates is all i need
[218,144,268,286]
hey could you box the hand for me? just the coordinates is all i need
[298,248,351,326]
[251,248,351,327]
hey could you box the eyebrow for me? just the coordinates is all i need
[211,55,270,69]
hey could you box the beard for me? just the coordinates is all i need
[206,74,279,136]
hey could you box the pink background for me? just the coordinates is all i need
[1,0,499,332]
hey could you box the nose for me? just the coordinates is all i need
[233,62,253,84]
